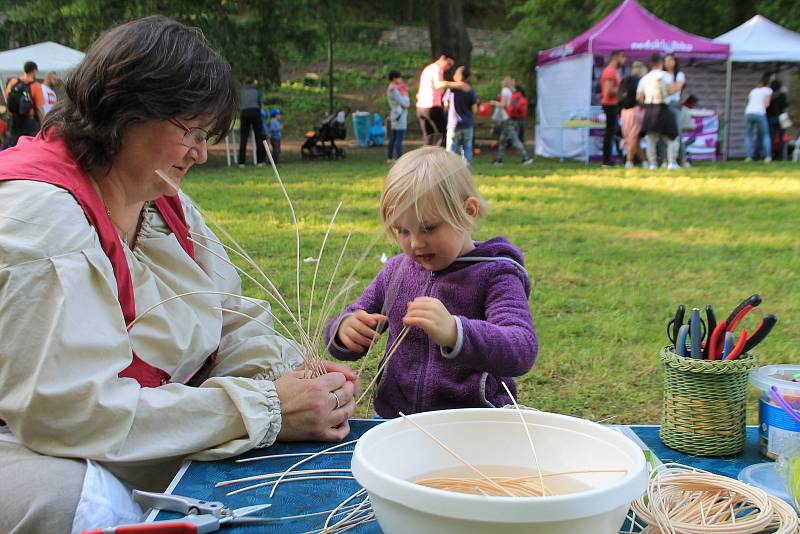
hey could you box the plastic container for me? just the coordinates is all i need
[750,364,800,459]
[738,463,798,511]
[351,111,371,147]
[351,408,648,534]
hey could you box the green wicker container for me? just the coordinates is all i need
[660,346,757,456]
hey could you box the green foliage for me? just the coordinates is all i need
[186,152,800,421]
[263,82,349,137]
[330,43,430,69]
[756,0,800,32]
[0,0,322,87]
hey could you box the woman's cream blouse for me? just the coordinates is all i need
[0,180,302,488]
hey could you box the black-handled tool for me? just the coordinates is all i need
[742,314,777,353]
[667,304,686,344]
[725,294,762,331]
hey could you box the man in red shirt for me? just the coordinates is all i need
[600,50,625,166]
[4,61,45,148]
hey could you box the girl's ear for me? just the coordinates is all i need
[464,196,479,218]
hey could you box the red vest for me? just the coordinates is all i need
[0,133,216,387]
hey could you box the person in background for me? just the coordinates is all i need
[491,76,533,166]
[664,53,688,168]
[324,147,537,418]
[269,107,282,165]
[766,78,789,160]
[443,66,477,166]
[4,61,45,148]
[744,72,773,163]
[0,105,8,148]
[237,75,266,168]
[386,70,409,163]
[513,82,527,143]
[41,72,61,117]
[637,54,679,170]
[619,60,647,169]
[600,50,625,167]
[415,50,466,146]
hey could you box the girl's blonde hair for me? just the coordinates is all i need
[380,147,489,239]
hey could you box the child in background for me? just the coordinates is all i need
[325,147,537,418]
[269,108,282,164]
[386,70,409,162]
[443,66,477,166]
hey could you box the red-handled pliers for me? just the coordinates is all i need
[82,490,272,534]
[709,294,777,360]
[724,293,762,332]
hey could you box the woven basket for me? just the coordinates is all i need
[660,346,757,456]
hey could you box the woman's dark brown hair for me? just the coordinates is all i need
[42,16,238,171]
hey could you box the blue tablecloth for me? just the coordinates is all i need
[152,421,763,533]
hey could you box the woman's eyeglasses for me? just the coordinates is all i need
[168,118,209,150]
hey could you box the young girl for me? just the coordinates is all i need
[325,147,537,418]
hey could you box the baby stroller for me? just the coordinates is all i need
[301,108,349,161]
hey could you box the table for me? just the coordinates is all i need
[559,106,607,164]
[151,420,764,533]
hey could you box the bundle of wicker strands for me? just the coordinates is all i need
[629,463,799,534]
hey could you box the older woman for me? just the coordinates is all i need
[0,16,357,532]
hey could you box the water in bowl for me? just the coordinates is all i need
[414,465,594,497]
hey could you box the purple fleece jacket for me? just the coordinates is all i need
[324,236,537,418]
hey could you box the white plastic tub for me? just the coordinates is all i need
[750,364,800,459]
[351,408,648,534]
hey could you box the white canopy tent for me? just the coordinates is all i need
[715,15,800,62]
[714,16,800,158]
[0,41,84,89]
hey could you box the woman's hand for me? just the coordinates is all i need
[403,297,457,348]
[317,360,362,400]
[275,371,356,442]
[337,310,388,354]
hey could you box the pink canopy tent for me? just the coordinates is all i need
[538,0,729,65]
[535,0,730,159]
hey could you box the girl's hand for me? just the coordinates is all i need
[337,310,388,354]
[403,297,457,348]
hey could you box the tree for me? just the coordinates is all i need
[428,0,472,69]
[756,0,800,32]
[0,0,321,88]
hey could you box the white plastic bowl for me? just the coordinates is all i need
[351,408,648,534]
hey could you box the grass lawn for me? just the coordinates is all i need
[185,149,800,424]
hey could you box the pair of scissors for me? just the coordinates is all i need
[707,294,777,360]
[83,490,273,533]
[667,305,708,358]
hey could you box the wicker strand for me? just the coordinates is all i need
[629,463,799,533]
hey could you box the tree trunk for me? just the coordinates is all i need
[401,0,414,23]
[428,0,472,73]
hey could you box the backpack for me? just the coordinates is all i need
[507,90,528,120]
[619,76,639,110]
[7,79,33,117]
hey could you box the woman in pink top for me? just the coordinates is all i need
[416,50,465,146]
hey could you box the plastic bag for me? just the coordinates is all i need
[776,441,800,509]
